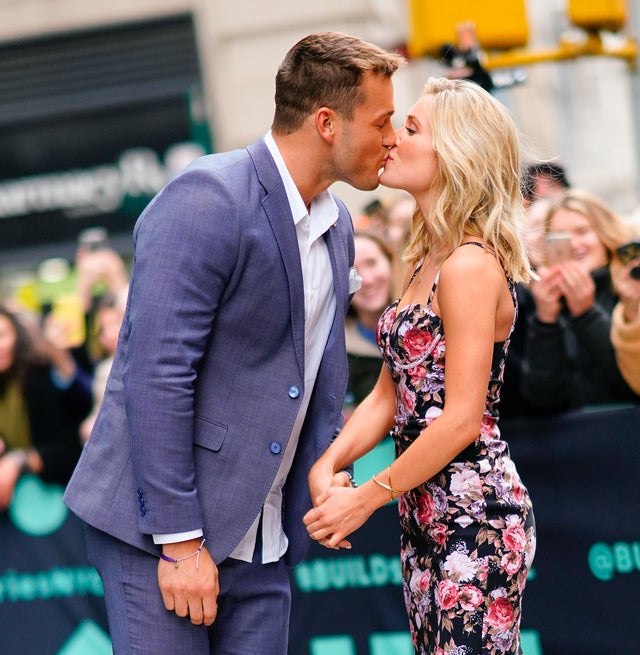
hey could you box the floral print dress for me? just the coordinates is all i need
[377,244,536,655]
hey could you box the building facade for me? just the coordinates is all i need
[0,0,637,281]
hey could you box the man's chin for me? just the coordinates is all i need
[351,174,381,192]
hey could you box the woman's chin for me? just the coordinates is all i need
[378,170,397,188]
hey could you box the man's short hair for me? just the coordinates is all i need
[272,32,405,134]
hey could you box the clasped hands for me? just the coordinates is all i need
[530,260,596,322]
[303,468,371,551]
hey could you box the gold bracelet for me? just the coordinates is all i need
[372,466,404,501]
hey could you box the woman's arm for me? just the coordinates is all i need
[610,262,640,395]
[308,362,396,506]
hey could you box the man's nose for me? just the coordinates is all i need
[382,124,397,148]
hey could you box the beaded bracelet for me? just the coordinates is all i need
[372,466,404,501]
[160,537,206,569]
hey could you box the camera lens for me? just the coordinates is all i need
[630,265,640,280]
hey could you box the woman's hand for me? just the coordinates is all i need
[304,479,389,550]
[612,260,640,323]
[529,265,564,323]
[304,486,363,550]
[556,260,596,317]
[0,452,23,511]
[307,462,357,549]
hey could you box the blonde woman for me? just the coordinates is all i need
[305,78,536,654]
[522,189,638,410]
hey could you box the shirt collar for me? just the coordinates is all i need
[264,131,338,236]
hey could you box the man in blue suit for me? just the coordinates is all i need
[64,31,404,655]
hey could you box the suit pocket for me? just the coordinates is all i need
[193,416,228,452]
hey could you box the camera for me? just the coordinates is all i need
[616,241,640,280]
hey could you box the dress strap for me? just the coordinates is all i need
[427,271,440,306]
[408,264,422,286]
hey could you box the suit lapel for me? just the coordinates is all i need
[324,221,348,318]
[249,140,305,378]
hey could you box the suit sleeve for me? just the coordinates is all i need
[123,165,241,535]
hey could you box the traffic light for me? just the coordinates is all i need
[568,0,627,32]
[407,0,529,59]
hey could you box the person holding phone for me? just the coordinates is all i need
[610,240,640,394]
[0,306,92,510]
[520,188,640,410]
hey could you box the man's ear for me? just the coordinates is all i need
[315,107,337,144]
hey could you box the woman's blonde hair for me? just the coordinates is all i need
[542,188,635,261]
[403,77,533,283]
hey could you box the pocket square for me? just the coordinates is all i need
[348,266,362,294]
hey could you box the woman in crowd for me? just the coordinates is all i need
[0,307,91,510]
[79,293,126,442]
[344,229,395,416]
[520,189,639,410]
[610,251,640,394]
[304,77,536,654]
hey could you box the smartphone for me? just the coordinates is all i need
[616,240,640,280]
[51,293,86,347]
[78,227,109,252]
[546,232,572,265]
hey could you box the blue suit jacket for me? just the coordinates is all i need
[64,138,354,567]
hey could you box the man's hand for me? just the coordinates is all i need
[158,539,219,626]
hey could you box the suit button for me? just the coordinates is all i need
[139,507,146,516]
[137,488,144,498]
[288,386,300,399]
[270,441,282,454]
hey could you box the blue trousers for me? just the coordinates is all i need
[85,524,291,655]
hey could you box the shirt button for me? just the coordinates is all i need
[288,386,300,399]
[270,442,282,455]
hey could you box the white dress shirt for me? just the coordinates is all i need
[155,132,338,563]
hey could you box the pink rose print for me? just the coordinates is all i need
[410,570,431,595]
[486,596,515,631]
[403,327,434,360]
[408,364,427,384]
[458,584,484,611]
[501,551,523,576]
[437,579,458,610]
[502,520,527,553]
[479,415,495,437]
[416,492,437,524]
[512,483,525,504]
[400,385,416,414]
[429,522,448,546]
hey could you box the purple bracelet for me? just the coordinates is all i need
[160,537,206,569]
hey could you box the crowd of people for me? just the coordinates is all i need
[346,163,640,423]
[0,239,128,508]
[0,28,639,655]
